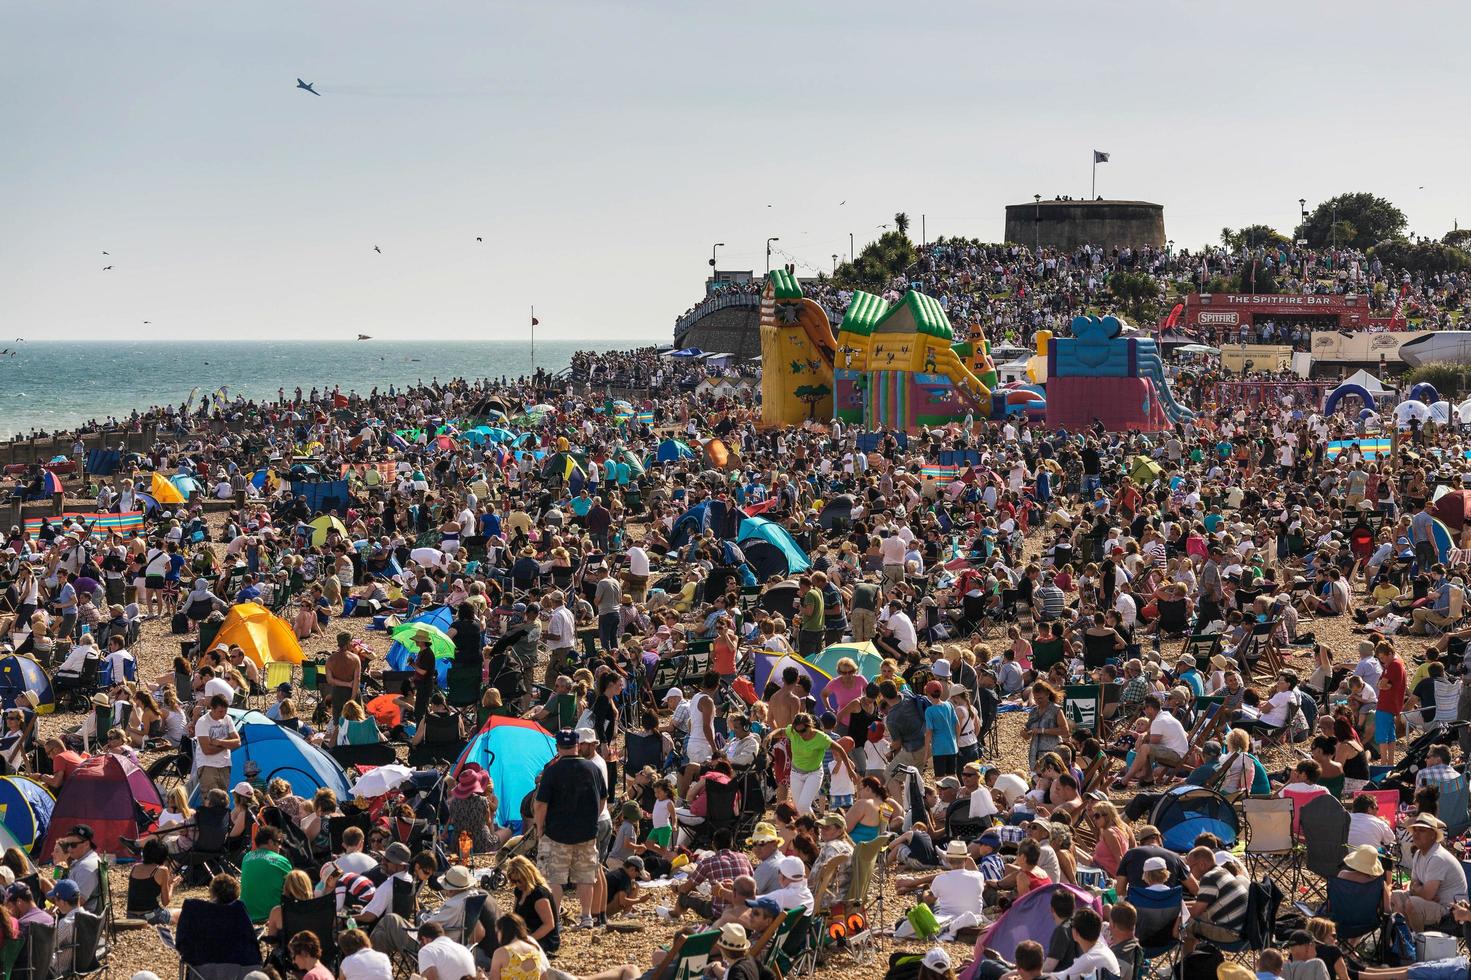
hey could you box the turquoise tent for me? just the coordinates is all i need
[654,439,696,463]
[453,717,555,830]
[737,517,811,577]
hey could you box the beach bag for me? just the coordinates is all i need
[904,902,940,940]
[170,612,190,635]
[1378,913,1416,967]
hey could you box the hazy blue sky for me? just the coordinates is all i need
[5,1,1470,343]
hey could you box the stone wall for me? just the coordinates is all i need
[679,304,763,359]
[1004,200,1165,251]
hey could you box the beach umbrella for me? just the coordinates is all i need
[389,621,455,660]
[149,472,186,505]
[1433,490,1471,531]
[350,764,414,799]
[308,515,349,546]
[40,472,63,496]
[808,642,886,682]
[528,404,555,414]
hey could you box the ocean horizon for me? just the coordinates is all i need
[0,339,656,439]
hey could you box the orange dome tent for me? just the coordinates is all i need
[210,602,304,667]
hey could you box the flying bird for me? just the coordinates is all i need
[296,78,320,96]
[476,237,483,242]
[102,265,113,270]
[143,321,150,325]
[838,201,845,206]
[102,251,109,255]
[373,245,381,253]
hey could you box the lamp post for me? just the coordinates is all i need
[1332,203,1338,249]
[765,238,780,274]
[832,254,838,274]
[710,242,724,276]
[849,232,855,265]
[1034,194,1041,251]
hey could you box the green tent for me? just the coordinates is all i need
[1129,455,1164,484]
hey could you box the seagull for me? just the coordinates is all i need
[476,237,483,242]
[373,245,381,254]
[102,265,113,270]
[296,78,321,96]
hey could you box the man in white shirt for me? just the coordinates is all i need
[192,694,240,794]
[879,532,906,587]
[543,592,576,683]
[1115,695,1188,789]
[103,635,134,685]
[626,541,651,602]
[416,922,476,980]
[1346,796,1396,849]
[334,826,378,875]
[894,841,984,936]
[879,600,918,656]
[764,856,815,913]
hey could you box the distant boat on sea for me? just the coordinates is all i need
[357,334,372,341]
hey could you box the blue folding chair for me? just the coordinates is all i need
[1127,885,1183,980]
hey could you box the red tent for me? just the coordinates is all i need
[40,754,163,861]
[1433,490,1471,532]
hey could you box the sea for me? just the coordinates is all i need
[0,340,643,440]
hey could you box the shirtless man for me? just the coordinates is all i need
[767,667,803,731]
[326,631,361,720]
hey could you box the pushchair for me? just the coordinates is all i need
[481,825,540,891]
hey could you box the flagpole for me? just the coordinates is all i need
[530,305,536,373]
[1091,153,1096,200]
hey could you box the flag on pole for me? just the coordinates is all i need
[1093,150,1110,163]
[531,315,539,325]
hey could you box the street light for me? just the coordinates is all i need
[832,254,838,274]
[765,237,780,274]
[710,242,724,273]
[1332,203,1338,249]
[1034,194,1042,251]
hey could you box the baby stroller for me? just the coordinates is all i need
[1376,721,1465,798]
[481,824,540,891]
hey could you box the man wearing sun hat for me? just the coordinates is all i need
[763,856,814,914]
[420,864,492,935]
[895,840,983,937]
[745,823,784,894]
[710,922,772,980]
[1391,813,1468,930]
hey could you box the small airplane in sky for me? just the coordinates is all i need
[296,78,321,96]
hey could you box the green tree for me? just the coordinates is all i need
[1369,239,1471,276]
[834,230,917,289]
[1235,259,1279,294]
[1295,193,1407,249]
[1442,228,1471,252]
[894,212,910,236]
[1108,271,1162,325]
[1220,224,1288,251]
[1403,362,1466,399]
[794,383,831,420]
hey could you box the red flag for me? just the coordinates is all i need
[333,393,349,408]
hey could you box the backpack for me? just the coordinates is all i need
[1378,912,1416,967]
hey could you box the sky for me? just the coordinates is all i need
[5,1,1471,344]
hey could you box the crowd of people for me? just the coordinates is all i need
[6,251,1471,980]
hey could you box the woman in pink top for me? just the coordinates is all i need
[822,657,868,715]
[1087,800,1134,877]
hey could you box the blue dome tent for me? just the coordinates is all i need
[387,606,452,686]
[1148,785,1238,852]
[653,439,696,464]
[0,776,54,855]
[737,517,812,578]
[220,709,351,802]
[453,717,555,830]
[1410,382,1440,404]
[669,501,730,550]
[0,655,55,714]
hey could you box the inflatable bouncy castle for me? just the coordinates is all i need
[1044,314,1194,432]
[759,274,1042,431]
